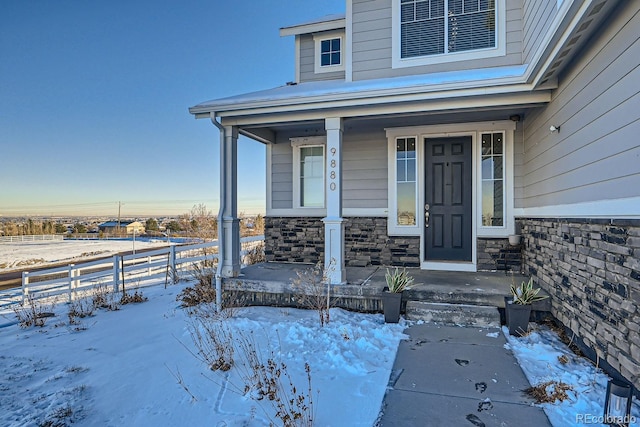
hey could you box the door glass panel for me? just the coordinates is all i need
[481,132,504,226]
[396,137,417,226]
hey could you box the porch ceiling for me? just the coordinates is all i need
[239,105,539,143]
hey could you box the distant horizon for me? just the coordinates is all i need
[0,199,266,219]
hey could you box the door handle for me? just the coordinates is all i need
[424,204,430,228]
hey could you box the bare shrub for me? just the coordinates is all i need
[67,296,95,325]
[525,380,575,404]
[235,331,315,426]
[13,293,54,328]
[184,309,316,425]
[291,262,336,327]
[187,316,235,372]
[177,281,217,308]
[92,282,120,311]
[120,290,147,305]
[244,241,266,265]
[38,405,74,427]
[190,256,217,288]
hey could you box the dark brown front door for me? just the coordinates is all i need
[424,137,472,262]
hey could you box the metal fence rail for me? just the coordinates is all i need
[0,236,264,310]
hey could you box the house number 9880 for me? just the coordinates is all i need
[329,147,337,191]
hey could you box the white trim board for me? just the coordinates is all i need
[514,196,640,219]
[266,208,387,217]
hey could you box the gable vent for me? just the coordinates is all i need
[588,1,606,17]
[567,36,580,47]
[576,20,592,33]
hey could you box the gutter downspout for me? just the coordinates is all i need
[211,114,225,312]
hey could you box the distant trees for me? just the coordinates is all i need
[181,204,217,241]
[166,221,181,233]
[73,223,87,234]
[145,218,159,232]
[0,219,68,236]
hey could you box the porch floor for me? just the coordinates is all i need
[223,263,551,314]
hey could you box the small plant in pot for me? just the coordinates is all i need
[505,277,548,336]
[381,268,413,323]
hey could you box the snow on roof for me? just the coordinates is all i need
[280,14,346,36]
[189,64,529,115]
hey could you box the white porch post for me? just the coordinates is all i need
[220,125,241,277]
[323,117,346,284]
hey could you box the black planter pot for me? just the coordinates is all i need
[506,300,532,336]
[381,289,402,323]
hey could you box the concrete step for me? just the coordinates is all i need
[405,301,501,328]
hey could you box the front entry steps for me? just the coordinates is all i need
[405,301,501,328]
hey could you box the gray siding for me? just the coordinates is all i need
[343,130,388,209]
[268,130,388,211]
[522,0,557,65]
[351,0,523,81]
[520,2,640,208]
[270,142,293,209]
[299,33,345,83]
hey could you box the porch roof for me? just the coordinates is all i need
[189,64,546,120]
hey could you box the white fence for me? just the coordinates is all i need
[0,236,264,309]
[0,234,65,243]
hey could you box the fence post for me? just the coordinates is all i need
[22,271,29,304]
[167,245,175,283]
[113,255,120,293]
[68,264,75,303]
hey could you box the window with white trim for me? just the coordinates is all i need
[321,38,341,66]
[292,139,325,208]
[480,132,504,227]
[314,33,345,73]
[396,137,418,226]
[387,134,420,235]
[393,0,504,68]
[400,0,496,58]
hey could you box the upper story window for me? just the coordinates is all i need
[321,38,341,66]
[314,32,345,74]
[393,0,505,68]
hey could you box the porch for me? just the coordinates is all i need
[222,263,552,325]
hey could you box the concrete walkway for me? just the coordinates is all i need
[377,324,551,427]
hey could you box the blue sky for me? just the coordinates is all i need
[0,0,344,217]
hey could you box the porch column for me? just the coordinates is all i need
[220,125,241,277]
[323,117,346,284]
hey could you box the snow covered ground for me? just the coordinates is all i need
[505,326,640,427]
[0,283,406,426]
[0,239,171,271]
[0,242,638,426]
[2,283,638,427]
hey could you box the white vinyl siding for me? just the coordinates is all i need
[520,2,640,212]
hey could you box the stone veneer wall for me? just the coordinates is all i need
[266,217,510,269]
[265,217,420,267]
[519,217,640,390]
[477,238,510,271]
